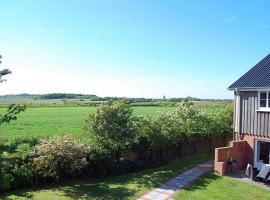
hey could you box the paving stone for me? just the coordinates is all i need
[142,191,160,199]
[159,184,179,191]
[153,193,170,200]
[168,183,187,189]
[167,178,188,184]
[166,180,189,189]
[182,170,193,174]
[167,179,188,186]
[142,192,170,200]
[154,188,175,194]
[182,175,197,181]
[178,174,193,179]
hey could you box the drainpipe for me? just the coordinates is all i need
[234,89,241,141]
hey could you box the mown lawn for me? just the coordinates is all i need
[0,154,211,200]
[0,106,174,140]
[175,173,270,200]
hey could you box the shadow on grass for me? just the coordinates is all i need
[0,182,137,200]
[57,183,137,200]
[182,173,221,192]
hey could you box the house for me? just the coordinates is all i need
[215,53,270,175]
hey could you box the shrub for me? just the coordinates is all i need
[0,158,13,191]
[32,135,89,182]
[0,156,34,191]
[132,115,168,147]
[0,137,39,154]
[151,101,211,146]
[10,162,34,188]
[208,104,233,134]
[84,102,135,162]
[154,101,233,143]
[132,115,155,143]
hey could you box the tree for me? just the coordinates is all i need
[0,55,26,125]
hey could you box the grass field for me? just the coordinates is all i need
[0,106,174,140]
[0,154,211,200]
[0,100,232,140]
[175,173,270,200]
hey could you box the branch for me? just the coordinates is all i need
[0,69,12,83]
[0,104,27,125]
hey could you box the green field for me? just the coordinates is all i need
[0,99,232,140]
[0,106,174,140]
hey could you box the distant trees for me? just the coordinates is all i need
[0,55,26,125]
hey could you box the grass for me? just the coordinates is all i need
[0,106,174,140]
[0,154,212,200]
[175,173,270,200]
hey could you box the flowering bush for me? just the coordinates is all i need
[32,135,89,182]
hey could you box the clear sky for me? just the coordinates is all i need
[1,0,270,99]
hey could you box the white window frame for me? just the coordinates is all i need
[258,91,270,112]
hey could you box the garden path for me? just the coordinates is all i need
[137,160,213,200]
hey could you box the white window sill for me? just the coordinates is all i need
[256,108,270,112]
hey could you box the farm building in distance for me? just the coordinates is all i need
[215,53,270,175]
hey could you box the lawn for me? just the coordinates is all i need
[0,154,211,200]
[0,106,174,140]
[175,173,270,200]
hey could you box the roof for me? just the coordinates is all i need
[228,53,270,90]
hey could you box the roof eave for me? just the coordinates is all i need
[228,87,270,91]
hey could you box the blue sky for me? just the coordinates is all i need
[1,0,270,98]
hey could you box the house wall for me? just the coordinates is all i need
[235,91,270,138]
[241,134,270,163]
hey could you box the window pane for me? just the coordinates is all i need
[260,92,267,99]
[258,141,270,164]
[260,99,266,107]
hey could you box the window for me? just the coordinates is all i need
[257,141,270,164]
[259,92,270,108]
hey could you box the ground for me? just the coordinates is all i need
[0,154,211,200]
[175,173,270,200]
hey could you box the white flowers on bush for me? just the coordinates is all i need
[33,135,89,180]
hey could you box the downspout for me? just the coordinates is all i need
[234,89,241,141]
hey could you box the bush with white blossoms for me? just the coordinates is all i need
[32,135,89,181]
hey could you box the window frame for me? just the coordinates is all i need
[258,91,270,111]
